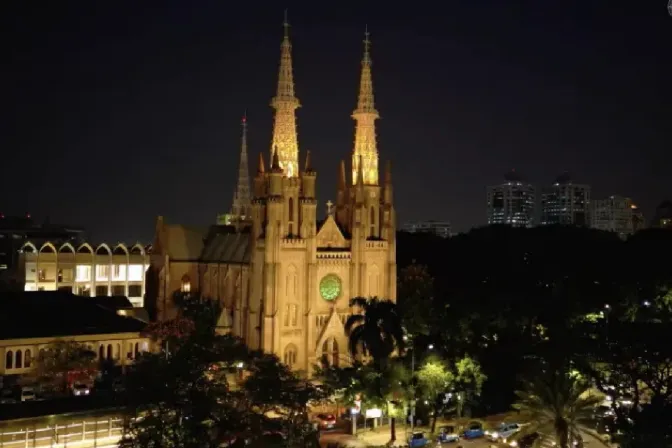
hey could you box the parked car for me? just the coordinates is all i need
[20,387,36,402]
[71,383,90,396]
[436,425,460,443]
[507,432,539,447]
[408,431,430,448]
[486,422,521,441]
[462,422,485,439]
[314,413,337,430]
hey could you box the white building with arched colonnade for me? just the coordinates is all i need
[19,241,150,308]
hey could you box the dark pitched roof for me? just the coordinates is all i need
[200,225,251,263]
[0,292,147,340]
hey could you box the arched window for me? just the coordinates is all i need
[107,345,113,360]
[370,206,376,237]
[288,197,294,236]
[99,345,104,360]
[135,343,139,357]
[283,344,297,368]
[322,338,339,368]
[15,350,23,369]
[116,344,121,360]
[181,274,191,293]
[24,350,32,368]
[5,351,13,369]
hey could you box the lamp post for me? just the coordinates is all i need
[604,304,610,343]
[403,335,433,435]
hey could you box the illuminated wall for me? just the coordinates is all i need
[20,242,150,308]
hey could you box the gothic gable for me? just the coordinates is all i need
[315,308,347,351]
[316,215,348,249]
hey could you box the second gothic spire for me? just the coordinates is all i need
[351,27,380,186]
[270,12,301,178]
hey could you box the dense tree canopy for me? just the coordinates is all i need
[395,225,672,442]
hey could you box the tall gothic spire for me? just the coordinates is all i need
[230,113,252,221]
[270,11,301,178]
[351,26,380,186]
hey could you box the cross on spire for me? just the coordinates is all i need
[363,24,371,64]
[326,200,334,215]
[283,9,290,38]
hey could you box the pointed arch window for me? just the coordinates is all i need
[25,350,32,368]
[283,344,297,368]
[370,206,376,237]
[288,197,295,236]
[15,350,23,369]
[181,274,191,293]
[6,351,13,369]
[322,338,340,368]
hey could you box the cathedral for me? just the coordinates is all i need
[149,20,396,375]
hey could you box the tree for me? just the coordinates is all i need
[417,356,453,433]
[513,369,607,448]
[31,340,97,393]
[121,298,322,448]
[344,297,405,442]
[344,297,405,371]
[397,262,437,337]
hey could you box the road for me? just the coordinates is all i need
[320,426,497,448]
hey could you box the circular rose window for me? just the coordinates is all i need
[319,274,342,301]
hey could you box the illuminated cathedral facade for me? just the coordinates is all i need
[149,20,396,375]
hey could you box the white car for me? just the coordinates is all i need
[71,383,90,396]
[20,387,36,402]
[486,423,521,441]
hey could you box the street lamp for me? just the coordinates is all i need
[403,335,433,434]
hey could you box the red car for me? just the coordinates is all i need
[314,413,337,430]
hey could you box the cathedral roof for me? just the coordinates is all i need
[200,226,251,264]
[163,224,209,261]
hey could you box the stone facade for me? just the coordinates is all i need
[148,25,396,375]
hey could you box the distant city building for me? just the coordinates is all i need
[651,200,672,229]
[486,171,536,227]
[19,241,150,308]
[401,221,451,238]
[592,196,641,239]
[0,214,84,279]
[540,173,591,226]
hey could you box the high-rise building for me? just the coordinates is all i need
[540,173,591,226]
[149,23,396,375]
[651,200,672,229]
[401,221,451,238]
[486,171,536,227]
[591,196,640,239]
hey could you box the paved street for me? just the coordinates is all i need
[320,425,498,448]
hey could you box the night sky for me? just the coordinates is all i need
[4,1,672,243]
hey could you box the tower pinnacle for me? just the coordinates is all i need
[230,113,252,222]
[270,12,301,178]
[352,27,380,186]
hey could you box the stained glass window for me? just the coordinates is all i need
[319,274,342,301]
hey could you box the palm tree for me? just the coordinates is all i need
[344,297,405,370]
[513,370,609,448]
[344,297,405,442]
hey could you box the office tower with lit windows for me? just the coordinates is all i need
[592,195,640,239]
[540,173,591,226]
[486,171,536,227]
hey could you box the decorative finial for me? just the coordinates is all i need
[363,25,371,64]
[257,153,266,174]
[326,200,335,216]
[283,9,290,38]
